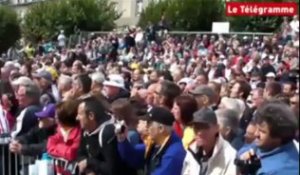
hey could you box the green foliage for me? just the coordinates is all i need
[228,0,297,32]
[138,0,225,31]
[0,6,21,54]
[23,0,120,43]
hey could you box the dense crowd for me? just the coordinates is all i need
[0,15,299,175]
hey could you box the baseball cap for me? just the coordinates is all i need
[33,70,52,82]
[35,104,56,119]
[189,85,215,97]
[103,74,125,89]
[266,72,276,78]
[140,106,175,126]
[191,108,217,125]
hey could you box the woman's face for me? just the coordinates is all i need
[171,102,181,122]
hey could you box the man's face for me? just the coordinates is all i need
[153,84,163,106]
[17,86,30,108]
[252,91,264,108]
[76,103,90,130]
[38,118,55,128]
[255,122,280,150]
[244,124,257,144]
[193,122,219,148]
[283,84,292,96]
[195,75,207,86]
[148,121,161,142]
[72,79,83,97]
[149,71,159,83]
[266,77,275,83]
[103,85,119,98]
[132,70,141,81]
[290,95,299,115]
[230,83,240,98]
[39,78,50,90]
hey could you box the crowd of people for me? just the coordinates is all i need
[0,15,299,175]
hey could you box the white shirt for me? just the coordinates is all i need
[57,34,66,47]
[135,32,144,43]
[290,20,299,36]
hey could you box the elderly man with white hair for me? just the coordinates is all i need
[57,74,72,101]
[90,72,105,95]
[218,97,245,120]
[216,108,244,150]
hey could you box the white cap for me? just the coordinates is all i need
[103,74,125,89]
[178,77,194,86]
[266,72,276,78]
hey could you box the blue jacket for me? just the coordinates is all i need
[118,132,186,175]
[239,141,299,175]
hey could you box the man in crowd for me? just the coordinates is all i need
[153,80,181,110]
[230,80,253,132]
[103,74,130,103]
[9,103,56,157]
[70,73,92,100]
[189,85,216,110]
[238,102,299,174]
[117,106,186,175]
[182,108,237,175]
[76,96,136,175]
[33,70,57,105]
[216,108,244,150]
[57,74,72,100]
[11,84,41,138]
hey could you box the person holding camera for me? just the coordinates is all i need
[76,96,136,175]
[117,106,186,175]
[237,102,299,175]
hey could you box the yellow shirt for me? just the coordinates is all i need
[182,127,195,149]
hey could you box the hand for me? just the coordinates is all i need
[9,141,22,154]
[115,125,128,143]
[77,159,87,173]
[240,149,255,161]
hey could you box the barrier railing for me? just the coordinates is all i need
[0,134,78,175]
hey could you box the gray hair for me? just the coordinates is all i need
[216,109,239,134]
[22,84,41,103]
[90,72,105,84]
[12,76,34,87]
[58,74,72,87]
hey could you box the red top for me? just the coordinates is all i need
[173,121,183,138]
[47,125,81,175]
[47,125,81,161]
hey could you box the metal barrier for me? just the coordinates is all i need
[0,139,78,175]
[0,136,27,175]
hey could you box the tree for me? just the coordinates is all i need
[0,6,21,54]
[23,0,120,43]
[228,0,298,32]
[138,0,225,31]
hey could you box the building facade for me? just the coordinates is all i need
[0,0,150,26]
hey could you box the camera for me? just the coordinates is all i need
[115,120,126,134]
[234,152,261,175]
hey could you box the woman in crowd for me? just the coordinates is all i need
[172,95,198,149]
[47,100,81,175]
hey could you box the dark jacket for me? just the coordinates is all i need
[239,102,253,134]
[11,105,41,138]
[77,119,137,175]
[118,132,186,175]
[228,129,244,151]
[16,125,56,157]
